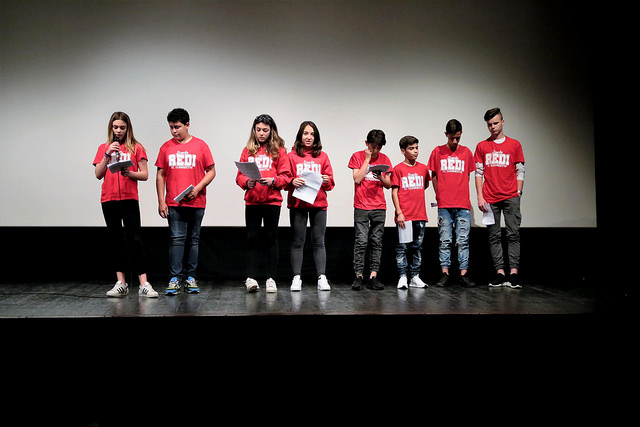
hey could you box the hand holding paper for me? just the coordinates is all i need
[292,169,323,204]
[482,204,495,225]
[235,161,262,180]
[174,184,195,203]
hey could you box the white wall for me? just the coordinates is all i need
[0,0,596,227]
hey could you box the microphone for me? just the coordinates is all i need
[112,136,120,162]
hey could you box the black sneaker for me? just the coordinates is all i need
[367,276,384,290]
[352,276,364,291]
[460,274,476,288]
[435,273,450,287]
[507,273,522,289]
[488,273,509,288]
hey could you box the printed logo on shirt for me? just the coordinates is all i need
[296,161,321,176]
[114,152,131,162]
[440,156,466,173]
[168,151,197,169]
[485,150,510,168]
[401,173,425,190]
[248,155,273,171]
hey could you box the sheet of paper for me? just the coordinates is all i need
[292,169,323,204]
[482,204,495,225]
[107,159,134,174]
[174,184,195,203]
[235,161,262,180]
[398,220,413,243]
[367,164,390,174]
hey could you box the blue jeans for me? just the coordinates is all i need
[168,206,205,279]
[437,208,471,270]
[395,220,426,277]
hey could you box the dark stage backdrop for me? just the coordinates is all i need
[2,226,598,288]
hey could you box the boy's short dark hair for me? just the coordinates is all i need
[167,108,190,125]
[445,119,463,134]
[484,107,503,121]
[366,129,386,147]
[399,135,419,150]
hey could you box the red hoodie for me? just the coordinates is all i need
[286,149,335,210]
[236,145,292,206]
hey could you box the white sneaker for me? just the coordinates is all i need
[291,275,302,291]
[106,281,128,297]
[410,275,428,288]
[139,282,159,298]
[397,276,408,289]
[245,277,259,292]
[317,275,331,291]
[266,278,277,293]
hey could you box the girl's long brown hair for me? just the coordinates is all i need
[245,114,284,159]
[107,111,143,156]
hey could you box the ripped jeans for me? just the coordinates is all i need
[437,208,471,270]
[395,220,426,277]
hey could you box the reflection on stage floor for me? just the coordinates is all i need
[0,280,597,317]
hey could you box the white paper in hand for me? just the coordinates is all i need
[235,161,262,180]
[108,159,134,174]
[292,170,323,204]
[398,220,413,243]
[174,184,195,203]
[482,204,495,225]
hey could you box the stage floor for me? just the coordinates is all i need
[0,279,598,317]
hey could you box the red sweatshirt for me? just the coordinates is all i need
[286,149,335,210]
[236,145,292,206]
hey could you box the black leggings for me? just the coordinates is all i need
[101,200,146,277]
[245,205,281,279]
[289,208,327,277]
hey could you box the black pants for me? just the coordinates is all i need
[101,200,147,277]
[245,205,281,279]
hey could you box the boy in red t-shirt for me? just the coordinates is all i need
[156,108,216,295]
[428,119,476,288]
[474,108,525,288]
[348,129,392,290]
[391,136,430,290]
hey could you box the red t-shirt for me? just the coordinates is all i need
[348,150,392,210]
[427,144,474,210]
[390,161,430,222]
[235,146,291,206]
[155,136,215,208]
[93,143,147,203]
[474,136,525,204]
[286,149,335,210]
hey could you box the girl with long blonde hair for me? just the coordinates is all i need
[93,111,157,298]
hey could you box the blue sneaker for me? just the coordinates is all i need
[166,277,180,295]
[185,276,200,294]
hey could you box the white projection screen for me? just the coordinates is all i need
[0,0,595,228]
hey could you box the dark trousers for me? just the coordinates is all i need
[101,200,146,277]
[289,208,327,276]
[245,205,281,279]
[487,196,522,271]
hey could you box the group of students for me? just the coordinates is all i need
[93,107,524,298]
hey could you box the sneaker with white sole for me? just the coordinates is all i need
[291,275,302,291]
[246,277,259,292]
[139,282,159,298]
[106,281,128,297]
[410,275,428,288]
[317,275,331,291]
[266,278,277,293]
[397,275,408,289]
[184,276,200,294]
[166,277,181,295]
